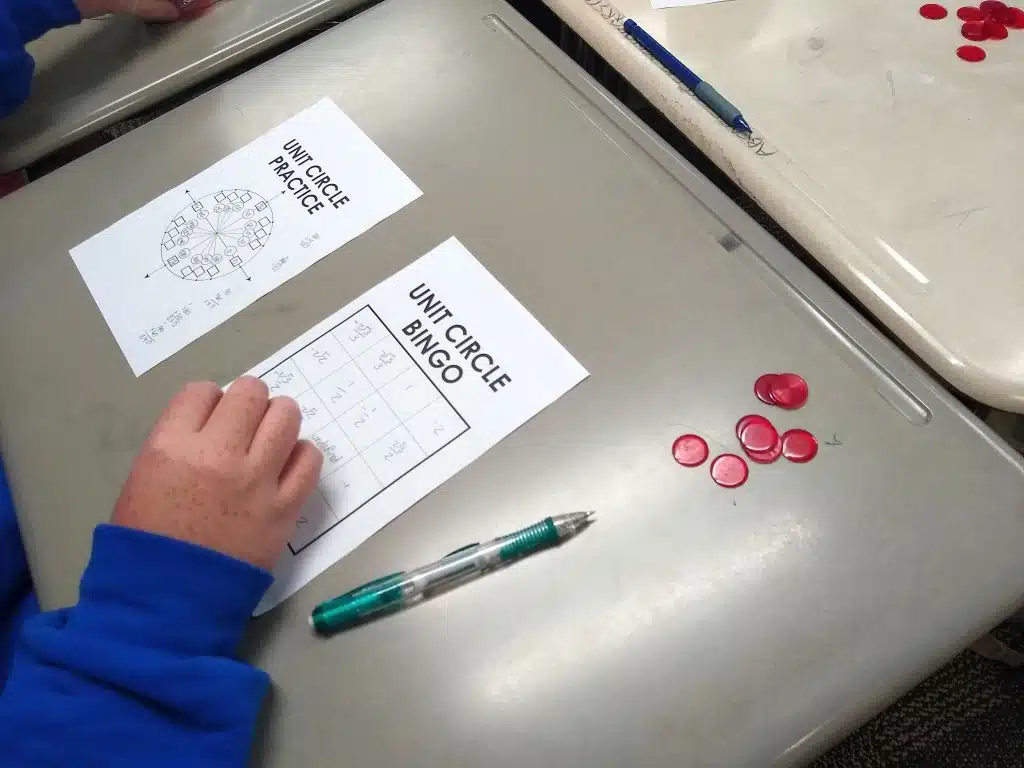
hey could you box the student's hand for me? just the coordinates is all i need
[112,378,322,570]
[75,0,182,22]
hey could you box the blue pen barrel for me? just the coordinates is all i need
[623,18,751,134]
[623,19,701,89]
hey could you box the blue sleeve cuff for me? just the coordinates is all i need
[0,453,31,617]
[3,0,80,44]
[67,525,272,659]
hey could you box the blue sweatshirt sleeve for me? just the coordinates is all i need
[0,0,80,119]
[0,524,274,767]
[0,456,38,691]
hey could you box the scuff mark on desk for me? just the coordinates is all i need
[885,70,897,104]
[942,206,987,227]
[794,29,825,62]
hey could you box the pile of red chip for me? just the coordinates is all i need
[753,372,808,409]
[672,373,818,489]
[736,415,817,466]
[919,0,1024,62]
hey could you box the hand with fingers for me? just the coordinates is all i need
[112,377,323,570]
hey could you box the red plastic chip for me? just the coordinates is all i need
[768,373,809,409]
[920,3,949,18]
[781,429,819,463]
[735,414,772,440]
[983,19,1008,36]
[710,454,749,488]
[746,441,783,464]
[962,19,988,38]
[672,434,710,467]
[739,419,779,454]
[957,44,987,60]
[1005,7,1024,26]
[754,374,778,405]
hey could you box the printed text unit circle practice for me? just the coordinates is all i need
[159,190,275,281]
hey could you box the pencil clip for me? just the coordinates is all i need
[444,543,479,558]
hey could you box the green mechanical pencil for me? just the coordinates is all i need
[310,512,595,634]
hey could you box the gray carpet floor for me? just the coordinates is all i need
[812,630,1024,767]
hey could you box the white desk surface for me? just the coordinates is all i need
[0,0,363,171]
[546,0,1024,412]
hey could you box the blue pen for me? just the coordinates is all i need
[623,19,752,135]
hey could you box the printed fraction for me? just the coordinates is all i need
[260,306,470,554]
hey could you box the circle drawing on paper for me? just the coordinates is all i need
[159,189,274,281]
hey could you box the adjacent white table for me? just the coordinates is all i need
[544,0,1024,412]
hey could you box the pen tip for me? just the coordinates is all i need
[733,116,753,134]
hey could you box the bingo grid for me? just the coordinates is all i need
[259,306,469,554]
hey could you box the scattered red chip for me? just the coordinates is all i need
[957,43,987,60]
[739,419,779,453]
[768,373,809,409]
[781,429,818,463]
[962,19,988,38]
[754,374,778,405]
[736,414,772,440]
[984,18,1009,36]
[746,440,783,464]
[672,434,709,467]
[958,5,985,19]
[920,2,949,18]
[979,0,1007,13]
[920,2,949,17]
[1005,6,1024,26]
[710,454,748,488]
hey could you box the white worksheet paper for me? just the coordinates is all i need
[250,237,589,613]
[70,98,422,375]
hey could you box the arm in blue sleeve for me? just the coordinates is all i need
[0,456,38,690]
[0,13,34,119]
[0,0,80,118]
[0,524,274,767]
